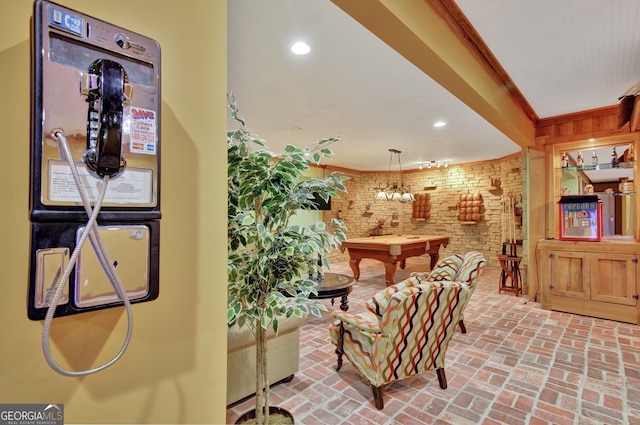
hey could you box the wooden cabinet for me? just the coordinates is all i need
[547,250,590,300]
[590,252,637,306]
[537,133,640,324]
[539,240,640,324]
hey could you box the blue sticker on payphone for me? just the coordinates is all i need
[49,7,83,37]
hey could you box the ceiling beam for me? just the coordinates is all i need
[331,0,535,149]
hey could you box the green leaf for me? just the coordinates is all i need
[227,308,236,323]
[240,214,255,226]
[308,239,320,252]
[309,305,321,317]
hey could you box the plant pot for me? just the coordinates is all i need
[234,406,294,425]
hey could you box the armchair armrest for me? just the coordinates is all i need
[332,310,380,334]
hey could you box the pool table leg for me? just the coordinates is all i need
[429,252,440,270]
[383,261,398,286]
[349,258,361,281]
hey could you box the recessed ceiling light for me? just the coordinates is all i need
[433,121,446,128]
[291,42,310,55]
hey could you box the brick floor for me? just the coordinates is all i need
[226,256,640,425]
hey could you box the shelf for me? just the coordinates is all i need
[460,221,478,225]
[600,192,635,197]
[561,192,635,197]
[561,161,634,172]
[423,185,437,190]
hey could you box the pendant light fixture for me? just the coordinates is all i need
[373,149,414,202]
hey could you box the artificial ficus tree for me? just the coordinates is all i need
[226,94,347,424]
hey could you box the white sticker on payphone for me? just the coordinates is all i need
[129,107,157,155]
[49,160,153,204]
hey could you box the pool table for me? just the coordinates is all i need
[340,234,450,286]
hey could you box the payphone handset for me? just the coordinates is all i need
[82,58,129,178]
[29,0,161,375]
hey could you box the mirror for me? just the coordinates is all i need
[561,144,634,236]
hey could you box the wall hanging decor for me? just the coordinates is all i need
[458,193,482,223]
[412,193,431,220]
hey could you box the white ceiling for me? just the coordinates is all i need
[227,0,640,171]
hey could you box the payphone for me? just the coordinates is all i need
[29,0,161,374]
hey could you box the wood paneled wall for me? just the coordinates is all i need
[536,105,633,145]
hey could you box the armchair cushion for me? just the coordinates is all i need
[424,253,464,281]
[364,275,421,316]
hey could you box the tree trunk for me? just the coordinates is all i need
[263,322,270,424]
[255,317,270,424]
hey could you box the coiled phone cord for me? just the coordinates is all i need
[41,130,134,376]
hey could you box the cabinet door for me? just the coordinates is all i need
[590,253,638,306]
[549,251,590,300]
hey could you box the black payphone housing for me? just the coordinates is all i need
[29,0,161,320]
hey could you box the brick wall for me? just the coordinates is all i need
[324,154,524,275]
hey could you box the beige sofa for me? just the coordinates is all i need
[226,313,307,405]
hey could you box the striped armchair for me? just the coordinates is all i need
[328,280,470,410]
[410,251,486,333]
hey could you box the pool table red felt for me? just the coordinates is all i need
[340,235,450,286]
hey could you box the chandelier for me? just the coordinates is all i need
[373,149,415,202]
